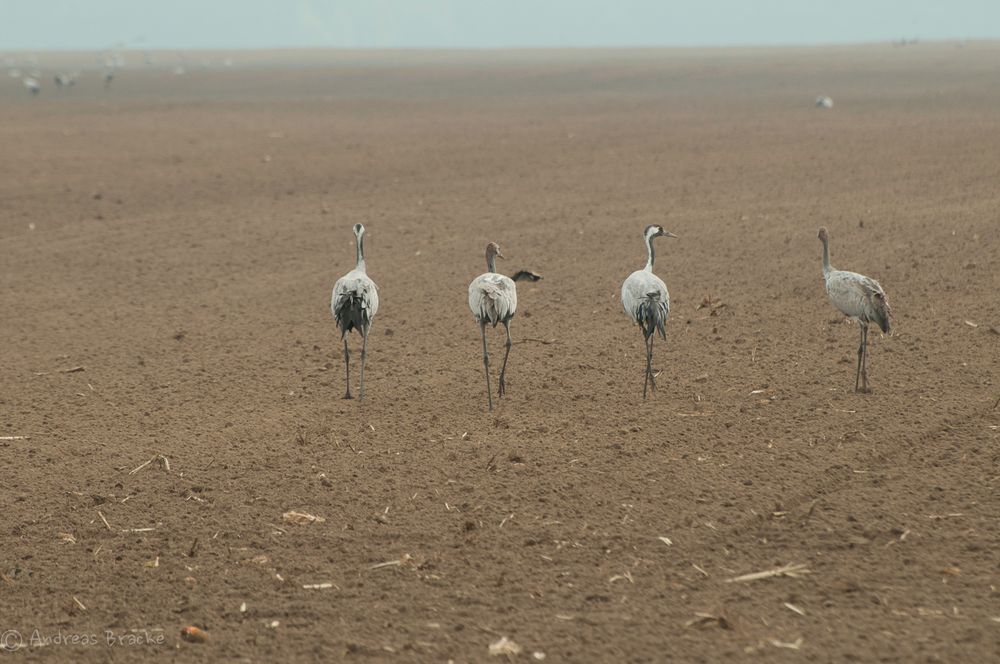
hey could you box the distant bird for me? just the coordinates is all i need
[815,96,834,109]
[468,242,518,411]
[22,76,40,96]
[621,225,677,399]
[331,224,379,401]
[54,72,76,88]
[818,227,892,393]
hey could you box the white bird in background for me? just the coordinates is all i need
[332,224,379,401]
[54,72,77,88]
[818,227,892,393]
[23,76,40,96]
[621,225,677,399]
[468,242,518,412]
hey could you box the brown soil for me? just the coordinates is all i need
[2,45,1000,662]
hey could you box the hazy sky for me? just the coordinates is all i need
[1,1,997,50]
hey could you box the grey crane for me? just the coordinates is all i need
[818,227,892,393]
[621,225,677,399]
[468,242,518,411]
[331,223,379,401]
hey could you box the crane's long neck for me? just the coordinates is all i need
[644,233,655,272]
[486,253,497,273]
[821,236,831,277]
[355,231,366,272]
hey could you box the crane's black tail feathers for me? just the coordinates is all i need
[871,292,891,334]
[510,270,543,283]
[334,293,370,338]
[637,292,667,341]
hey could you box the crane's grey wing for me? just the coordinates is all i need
[621,272,642,322]
[469,274,516,326]
[365,277,380,318]
[824,271,867,317]
[825,270,890,332]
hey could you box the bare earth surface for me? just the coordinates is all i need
[2,45,1000,662]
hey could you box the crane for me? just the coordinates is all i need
[818,227,892,393]
[621,225,677,399]
[468,242,518,411]
[332,224,379,401]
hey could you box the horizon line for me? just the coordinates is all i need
[3,37,997,54]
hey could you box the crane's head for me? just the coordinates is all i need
[486,242,505,260]
[353,223,365,237]
[645,224,677,240]
[818,227,829,243]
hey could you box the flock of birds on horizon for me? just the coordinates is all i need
[332,224,892,410]
[6,51,842,110]
[3,50,235,97]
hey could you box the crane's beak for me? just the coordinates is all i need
[496,250,505,259]
[663,231,678,238]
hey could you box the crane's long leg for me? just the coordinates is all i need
[860,324,870,393]
[854,323,868,392]
[648,334,658,393]
[498,320,513,397]
[342,337,353,400]
[480,321,493,412]
[854,324,864,393]
[359,329,369,402]
[642,333,652,400]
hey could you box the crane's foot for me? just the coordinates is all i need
[343,391,354,400]
[854,385,872,394]
[497,377,506,397]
